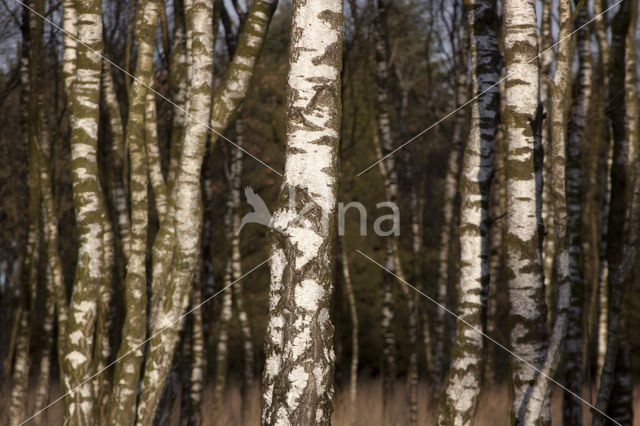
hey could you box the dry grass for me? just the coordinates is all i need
[1,380,639,425]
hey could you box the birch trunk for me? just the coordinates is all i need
[540,0,555,326]
[102,61,130,261]
[503,0,548,423]
[209,0,277,145]
[432,42,467,391]
[167,0,187,187]
[145,90,168,222]
[524,1,577,423]
[260,1,342,423]
[592,0,611,385]
[592,1,636,423]
[563,2,591,423]
[229,117,255,423]
[107,1,158,424]
[136,0,214,422]
[188,270,205,426]
[438,1,499,423]
[8,7,38,423]
[483,78,506,384]
[62,0,107,421]
[370,2,417,415]
[594,0,639,423]
[29,6,53,413]
[213,261,233,419]
[340,245,358,425]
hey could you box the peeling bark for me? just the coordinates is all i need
[260,1,342,423]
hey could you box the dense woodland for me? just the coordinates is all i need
[0,0,639,424]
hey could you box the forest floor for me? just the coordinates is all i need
[1,380,639,425]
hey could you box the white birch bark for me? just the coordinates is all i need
[62,0,106,421]
[107,1,158,424]
[213,261,234,419]
[260,1,342,423]
[145,90,168,221]
[136,0,214,422]
[188,270,206,426]
[340,245,358,425]
[229,117,256,423]
[540,0,555,326]
[102,61,130,260]
[8,10,38,423]
[438,1,500,423]
[209,0,277,146]
[432,42,467,391]
[503,0,548,423]
[524,1,576,422]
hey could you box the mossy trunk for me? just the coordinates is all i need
[106,1,158,424]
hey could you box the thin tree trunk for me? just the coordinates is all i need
[484,83,506,384]
[188,269,205,426]
[102,60,130,260]
[431,39,467,392]
[524,1,577,423]
[62,0,107,421]
[340,246,358,425]
[229,116,255,424]
[594,0,638,424]
[213,261,233,419]
[107,2,158,424]
[260,1,342,423]
[540,0,556,329]
[592,0,636,423]
[372,6,397,408]
[8,7,38,423]
[503,0,548,423]
[592,0,612,386]
[563,2,591,423]
[438,1,499,423]
[145,89,168,222]
[135,0,214,421]
[209,0,277,145]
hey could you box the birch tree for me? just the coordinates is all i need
[8,6,39,424]
[437,0,500,423]
[135,0,215,421]
[106,0,158,423]
[260,0,343,423]
[502,0,548,423]
[524,0,577,422]
[61,0,108,421]
[432,23,468,390]
[593,0,639,423]
[563,1,591,423]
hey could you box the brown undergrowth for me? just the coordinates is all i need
[1,380,638,425]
